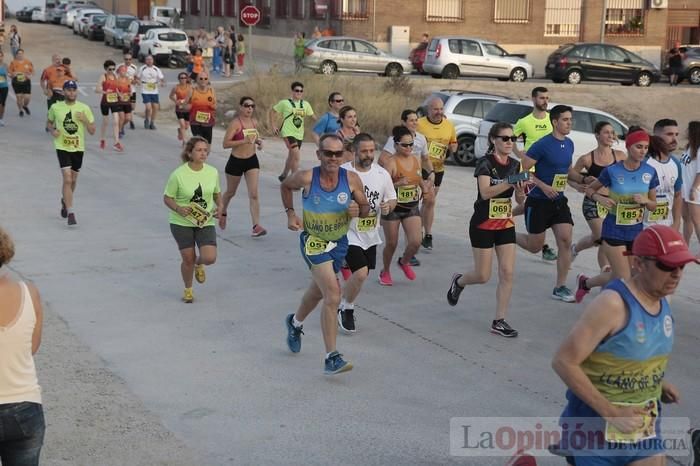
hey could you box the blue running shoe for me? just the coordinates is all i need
[285,313,303,353]
[324,351,353,375]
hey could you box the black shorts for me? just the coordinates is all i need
[170,224,217,250]
[345,245,377,272]
[130,92,136,104]
[176,111,189,120]
[422,169,445,187]
[56,149,84,172]
[382,204,420,221]
[469,225,516,248]
[225,153,260,176]
[100,103,120,116]
[284,136,303,150]
[524,196,573,234]
[191,125,213,144]
[47,91,64,109]
[12,79,31,94]
[602,237,634,251]
[119,103,132,114]
[0,87,8,106]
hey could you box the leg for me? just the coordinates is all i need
[151,103,159,122]
[585,242,629,289]
[551,223,573,287]
[575,218,603,254]
[112,111,120,142]
[493,243,516,321]
[420,186,439,236]
[689,203,700,248]
[144,102,152,122]
[100,114,109,140]
[179,247,196,288]
[294,280,323,323]
[243,168,261,227]
[310,262,342,353]
[218,173,243,229]
[283,146,301,176]
[16,93,24,112]
[61,169,78,209]
[400,215,423,263]
[516,231,545,253]
[682,201,692,244]
[343,266,368,304]
[196,244,217,266]
[457,247,493,287]
[381,220,400,272]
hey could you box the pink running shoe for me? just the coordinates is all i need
[378,270,393,286]
[113,142,124,152]
[340,266,351,281]
[251,224,267,237]
[99,139,106,150]
[397,257,416,280]
[575,274,590,303]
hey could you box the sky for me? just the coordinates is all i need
[6,0,43,14]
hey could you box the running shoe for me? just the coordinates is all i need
[285,313,303,353]
[340,266,351,281]
[67,213,77,226]
[60,198,67,219]
[129,121,135,130]
[542,244,558,261]
[552,286,575,303]
[149,122,156,130]
[397,257,416,280]
[409,256,420,266]
[421,234,433,250]
[100,139,106,150]
[144,119,149,129]
[575,274,590,303]
[251,224,267,237]
[378,270,393,286]
[324,351,353,375]
[447,273,464,306]
[338,308,356,334]
[113,142,124,152]
[491,319,519,338]
[23,106,30,116]
[119,130,125,138]
[182,287,194,303]
[19,111,24,118]
[194,264,206,283]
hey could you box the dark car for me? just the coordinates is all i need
[545,42,660,87]
[17,6,40,22]
[122,19,167,55]
[663,46,700,85]
[409,42,428,74]
[104,14,137,48]
[85,14,107,40]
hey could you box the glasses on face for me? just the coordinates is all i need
[293,88,304,93]
[642,257,684,272]
[333,99,344,103]
[178,76,188,80]
[397,141,414,147]
[497,135,518,142]
[243,103,255,108]
[198,77,208,81]
[320,150,345,158]
[107,68,116,71]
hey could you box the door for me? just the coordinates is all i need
[481,43,510,77]
[605,45,635,82]
[457,39,484,76]
[137,0,149,20]
[328,39,354,71]
[352,40,381,72]
[581,44,608,80]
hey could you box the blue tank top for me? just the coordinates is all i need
[302,167,352,241]
[598,161,659,241]
[0,65,9,89]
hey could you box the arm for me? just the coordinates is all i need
[222,120,246,149]
[691,172,700,202]
[163,195,192,217]
[347,171,370,218]
[94,74,104,94]
[672,191,682,231]
[521,153,558,199]
[477,175,519,200]
[168,86,178,104]
[568,154,594,192]
[269,107,280,136]
[281,169,313,230]
[27,283,43,355]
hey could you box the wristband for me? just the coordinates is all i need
[285,207,294,213]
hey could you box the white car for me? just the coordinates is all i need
[72,8,104,34]
[138,28,188,62]
[32,6,48,22]
[474,99,629,161]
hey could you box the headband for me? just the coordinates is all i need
[626,130,649,148]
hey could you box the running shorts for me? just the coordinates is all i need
[299,231,348,273]
[12,79,31,94]
[56,149,84,172]
[142,93,159,104]
[382,205,420,221]
[225,154,260,177]
[582,196,604,221]
[175,111,189,120]
[284,136,303,150]
[100,103,120,116]
[524,197,573,235]
[169,224,217,250]
[601,237,634,251]
[0,87,8,106]
[344,245,377,272]
[191,125,213,145]
[469,225,516,249]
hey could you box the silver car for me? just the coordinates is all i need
[423,36,533,82]
[302,36,413,77]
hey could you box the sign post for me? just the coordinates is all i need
[240,5,261,67]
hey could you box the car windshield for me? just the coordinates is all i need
[553,44,575,55]
[139,24,162,33]
[116,17,133,27]
[92,15,106,23]
[158,32,186,41]
[483,43,507,56]
[484,103,532,123]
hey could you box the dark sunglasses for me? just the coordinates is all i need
[333,99,344,103]
[293,88,304,92]
[397,142,414,147]
[320,150,345,158]
[497,136,518,142]
[642,257,684,272]
[107,68,116,71]
[243,103,256,108]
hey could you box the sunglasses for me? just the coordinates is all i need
[642,257,684,272]
[497,136,518,142]
[293,88,304,93]
[107,68,116,71]
[320,150,345,158]
[243,103,256,108]
[198,77,209,81]
[333,99,344,103]
[397,142,414,147]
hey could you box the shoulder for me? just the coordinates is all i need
[475,154,492,171]
[340,161,354,172]
[204,164,219,175]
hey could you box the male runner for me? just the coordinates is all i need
[416,97,457,250]
[47,80,96,226]
[118,53,138,130]
[379,109,429,167]
[281,134,369,375]
[553,225,697,465]
[515,105,576,302]
[270,81,317,182]
[513,86,557,261]
[135,55,165,130]
[646,118,683,230]
[312,91,344,145]
[39,54,63,109]
[338,133,396,333]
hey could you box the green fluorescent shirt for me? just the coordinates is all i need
[164,163,221,227]
[273,98,314,140]
[513,112,552,152]
[48,101,95,152]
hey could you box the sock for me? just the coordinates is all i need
[67,208,74,214]
[340,298,347,310]
[344,302,354,310]
[292,316,303,328]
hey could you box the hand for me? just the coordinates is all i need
[347,200,360,218]
[661,382,680,404]
[597,196,615,210]
[287,214,302,231]
[606,405,647,434]
[690,188,698,202]
[541,184,559,200]
[514,181,526,196]
[218,212,227,230]
[255,139,264,149]
[633,193,647,205]
[380,201,390,215]
[176,206,192,216]
[51,129,60,139]
[246,133,257,144]
[75,111,86,124]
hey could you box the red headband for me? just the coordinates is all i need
[626,130,649,148]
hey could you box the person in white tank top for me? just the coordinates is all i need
[0,227,45,465]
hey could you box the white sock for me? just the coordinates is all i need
[292,316,303,328]
[344,302,354,310]
[340,298,347,310]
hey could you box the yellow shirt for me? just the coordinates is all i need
[416,116,457,173]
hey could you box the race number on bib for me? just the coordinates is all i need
[195,111,211,124]
[62,135,80,149]
[293,109,305,118]
[0,76,6,83]
[428,141,447,161]
[397,185,419,204]
[106,92,119,103]
[185,202,212,228]
[605,399,658,444]
[356,214,377,232]
[488,198,512,219]
[648,201,669,223]
[304,235,336,256]
[144,82,157,91]
[616,203,644,226]
[552,174,568,192]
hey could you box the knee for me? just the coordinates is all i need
[181,254,196,266]
[498,266,514,284]
[383,238,397,251]
[354,268,369,282]
[422,197,435,208]
[200,253,217,266]
[248,190,259,202]
[325,288,341,308]
[474,271,491,284]
[62,176,73,187]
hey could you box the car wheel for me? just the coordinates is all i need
[636,71,652,87]
[72,28,77,34]
[385,63,403,77]
[688,68,700,85]
[319,60,337,75]
[454,135,476,167]
[509,67,527,82]
[566,69,582,84]
[441,64,459,80]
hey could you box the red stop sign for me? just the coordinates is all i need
[240,5,261,26]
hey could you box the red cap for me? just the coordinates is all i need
[625,225,700,268]
[625,129,649,148]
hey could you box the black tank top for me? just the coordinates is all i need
[587,149,617,178]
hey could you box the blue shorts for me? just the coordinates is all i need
[299,232,348,273]
[142,93,159,104]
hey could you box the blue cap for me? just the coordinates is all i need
[63,80,78,90]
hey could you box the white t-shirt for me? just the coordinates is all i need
[120,62,138,93]
[382,131,428,159]
[644,156,682,227]
[341,162,396,249]
[137,65,164,94]
[681,148,700,204]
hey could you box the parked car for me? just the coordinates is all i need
[423,36,533,82]
[73,8,105,35]
[409,42,428,74]
[137,28,188,63]
[474,100,628,161]
[17,6,40,22]
[545,42,661,87]
[417,90,509,166]
[302,36,413,76]
[103,14,137,48]
[49,3,71,24]
[123,20,167,55]
[662,46,700,85]
[85,14,107,40]
[31,6,48,22]
[63,3,99,26]
[151,6,180,27]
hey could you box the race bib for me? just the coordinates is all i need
[397,185,419,204]
[616,203,644,226]
[16,73,26,82]
[106,92,119,103]
[596,202,609,218]
[647,201,669,223]
[552,174,568,192]
[356,214,377,232]
[428,141,447,160]
[144,82,157,91]
[293,109,305,118]
[195,111,211,124]
[488,198,512,219]
[304,235,336,256]
[242,128,259,140]
[0,76,6,83]
[184,202,212,228]
[62,135,80,149]
[605,399,658,444]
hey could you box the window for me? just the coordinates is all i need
[341,0,368,19]
[453,99,477,117]
[459,39,482,56]
[480,100,497,119]
[190,0,199,15]
[572,111,593,134]
[276,0,289,16]
[605,0,644,35]
[212,0,222,16]
[224,0,235,17]
[426,0,462,22]
[544,0,581,36]
[494,0,529,24]
[312,0,328,18]
[353,40,375,54]
[257,0,271,25]
[291,0,304,18]
[584,45,605,60]
[483,43,507,56]
[448,39,460,54]
[605,46,628,62]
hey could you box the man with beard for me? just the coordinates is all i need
[47,80,96,226]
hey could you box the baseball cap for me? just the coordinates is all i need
[63,80,78,90]
[625,225,700,268]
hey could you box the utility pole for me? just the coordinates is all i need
[599,0,608,43]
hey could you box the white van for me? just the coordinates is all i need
[151,6,179,27]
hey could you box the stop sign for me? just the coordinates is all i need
[240,5,261,26]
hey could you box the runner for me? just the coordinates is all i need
[568,121,626,270]
[46,80,96,226]
[163,136,222,304]
[645,135,682,231]
[281,133,369,375]
[338,133,396,333]
[135,55,165,130]
[379,126,433,285]
[575,129,659,303]
[187,72,216,144]
[416,97,457,251]
[553,225,697,465]
[681,120,700,251]
[336,105,360,163]
[169,72,192,144]
[220,96,267,237]
[45,65,70,109]
[115,65,132,138]
[95,60,123,152]
[0,51,8,127]
[514,105,576,302]
[513,86,558,262]
[118,53,137,130]
[447,122,526,338]
[8,49,34,118]
[39,54,63,109]
[312,92,344,145]
[378,109,429,168]
[270,81,317,182]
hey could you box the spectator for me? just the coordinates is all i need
[0,226,46,465]
[195,28,209,50]
[311,26,322,40]
[212,26,226,75]
[668,41,684,87]
[223,34,234,78]
[294,32,306,74]
[9,25,22,58]
[236,34,246,75]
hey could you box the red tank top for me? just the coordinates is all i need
[232,117,257,141]
[101,74,119,105]
[189,87,216,126]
